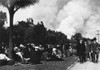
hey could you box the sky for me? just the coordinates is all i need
[0,0,100,39]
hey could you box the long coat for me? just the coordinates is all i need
[85,43,91,53]
[91,42,98,52]
[77,42,86,56]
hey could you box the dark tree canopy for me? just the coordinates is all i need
[0,0,39,59]
[0,0,38,12]
[25,21,47,45]
[0,11,6,28]
[0,11,8,44]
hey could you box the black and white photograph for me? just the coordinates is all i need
[0,0,100,70]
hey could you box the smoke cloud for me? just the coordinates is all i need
[27,0,100,39]
[2,0,100,39]
[56,0,100,39]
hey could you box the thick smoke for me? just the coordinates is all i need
[26,0,100,39]
[2,0,100,39]
[56,0,100,39]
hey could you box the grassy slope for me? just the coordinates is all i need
[0,56,77,70]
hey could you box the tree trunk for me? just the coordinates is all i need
[8,9,14,59]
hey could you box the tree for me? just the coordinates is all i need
[13,19,34,46]
[0,11,6,28]
[0,0,38,59]
[45,30,69,46]
[45,30,57,45]
[73,33,82,42]
[0,11,8,45]
[25,21,47,45]
[12,25,24,46]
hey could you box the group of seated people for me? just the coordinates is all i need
[0,43,43,66]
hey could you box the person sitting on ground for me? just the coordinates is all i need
[0,50,11,66]
[22,44,31,63]
[12,47,23,63]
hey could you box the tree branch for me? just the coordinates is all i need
[14,6,20,13]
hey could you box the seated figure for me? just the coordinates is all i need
[0,51,11,66]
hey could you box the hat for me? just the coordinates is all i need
[93,37,96,41]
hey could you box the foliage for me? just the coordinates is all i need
[12,19,34,46]
[0,11,6,28]
[25,21,47,45]
[0,11,8,44]
[0,0,38,12]
[0,0,38,58]
[45,30,69,45]
[0,10,69,48]
[10,19,69,47]
[72,33,82,43]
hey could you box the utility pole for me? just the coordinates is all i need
[96,30,100,44]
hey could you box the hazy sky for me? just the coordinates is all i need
[0,0,100,39]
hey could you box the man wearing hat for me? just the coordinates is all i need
[77,38,86,63]
[91,38,99,63]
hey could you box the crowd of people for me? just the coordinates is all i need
[0,37,99,66]
[0,43,72,66]
[0,43,44,66]
[76,38,100,63]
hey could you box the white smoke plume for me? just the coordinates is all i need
[26,0,100,39]
[56,0,100,39]
[1,0,100,39]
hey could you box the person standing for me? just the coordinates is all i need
[85,40,91,61]
[91,38,99,63]
[77,39,86,63]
